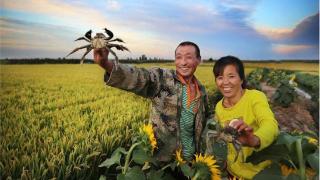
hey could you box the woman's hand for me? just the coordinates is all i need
[229,119,260,148]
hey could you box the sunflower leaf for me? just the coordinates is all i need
[253,163,283,180]
[99,147,126,168]
[99,175,106,180]
[287,174,301,180]
[148,169,165,180]
[180,164,194,177]
[132,147,152,165]
[275,132,300,151]
[306,149,319,173]
[246,144,289,165]
[117,166,146,180]
[212,141,227,168]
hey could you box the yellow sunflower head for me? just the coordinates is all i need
[192,153,221,180]
[306,137,318,146]
[175,148,186,166]
[290,74,296,82]
[306,168,317,179]
[280,164,296,176]
[140,124,157,153]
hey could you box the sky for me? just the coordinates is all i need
[0,0,319,60]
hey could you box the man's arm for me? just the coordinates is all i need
[204,93,214,121]
[93,48,164,98]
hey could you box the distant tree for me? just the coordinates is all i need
[208,57,214,62]
[139,54,147,61]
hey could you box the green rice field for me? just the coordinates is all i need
[0,62,318,179]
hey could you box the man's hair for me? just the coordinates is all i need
[213,55,247,88]
[175,41,201,59]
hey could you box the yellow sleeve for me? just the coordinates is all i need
[252,91,279,151]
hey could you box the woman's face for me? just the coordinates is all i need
[215,64,243,99]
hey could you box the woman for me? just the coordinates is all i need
[213,56,279,179]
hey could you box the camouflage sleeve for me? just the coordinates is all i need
[201,86,213,121]
[104,63,163,98]
[200,88,215,154]
[203,90,214,121]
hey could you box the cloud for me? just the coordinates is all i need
[288,13,319,45]
[255,13,319,56]
[272,44,312,54]
[0,17,79,58]
[2,0,111,29]
[255,27,292,40]
[256,13,319,44]
[0,0,267,59]
[0,16,177,59]
[0,1,179,58]
[218,0,256,12]
[106,0,121,11]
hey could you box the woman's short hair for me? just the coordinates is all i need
[213,55,246,88]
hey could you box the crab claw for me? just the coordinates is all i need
[104,28,114,40]
[85,30,92,40]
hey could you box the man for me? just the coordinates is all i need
[94,41,211,162]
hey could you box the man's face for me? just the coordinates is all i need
[175,45,200,79]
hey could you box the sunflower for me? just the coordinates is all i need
[175,148,186,166]
[280,164,296,176]
[289,74,298,86]
[306,137,318,146]
[306,168,317,178]
[192,153,221,180]
[140,124,157,153]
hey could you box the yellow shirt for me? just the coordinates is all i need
[215,89,279,179]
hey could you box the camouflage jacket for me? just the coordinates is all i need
[104,63,212,162]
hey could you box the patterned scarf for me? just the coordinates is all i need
[177,73,201,109]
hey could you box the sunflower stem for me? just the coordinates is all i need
[123,142,141,174]
[296,138,306,180]
[192,172,200,180]
[161,164,171,171]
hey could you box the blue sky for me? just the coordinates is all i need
[0,0,319,60]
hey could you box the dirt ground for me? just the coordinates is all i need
[261,82,318,133]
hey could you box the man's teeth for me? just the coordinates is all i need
[223,87,231,91]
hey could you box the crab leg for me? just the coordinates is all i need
[232,142,241,162]
[107,47,119,70]
[80,47,93,64]
[107,38,124,43]
[108,44,130,52]
[66,44,91,57]
[75,37,90,42]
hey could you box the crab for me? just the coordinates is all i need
[205,122,244,163]
[219,126,243,162]
[66,28,129,67]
